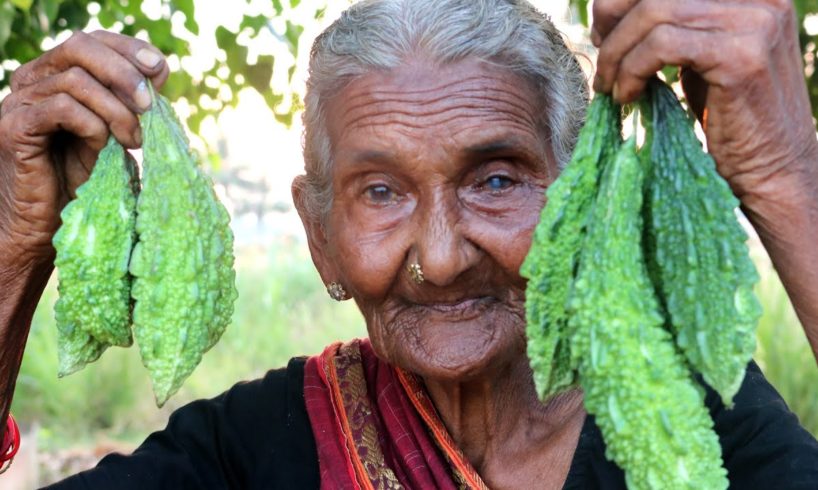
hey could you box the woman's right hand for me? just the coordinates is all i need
[0,31,168,270]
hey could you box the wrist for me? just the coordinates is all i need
[0,240,54,285]
[0,254,53,424]
[731,142,818,234]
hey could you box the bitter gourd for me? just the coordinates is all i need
[641,81,761,405]
[569,137,727,489]
[129,85,238,406]
[53,136,138,376]
[520,95,621,400]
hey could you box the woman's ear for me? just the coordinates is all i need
[292,175,339,286]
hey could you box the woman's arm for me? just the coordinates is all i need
[0,260,53,429]
[0,31,168,437]
[591,0,818,361]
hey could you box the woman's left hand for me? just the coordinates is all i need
[592,0,818,361]
[592,0,818,206]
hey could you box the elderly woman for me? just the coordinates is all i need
[2,0,818,487]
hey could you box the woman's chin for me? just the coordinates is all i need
[369,301,527,382]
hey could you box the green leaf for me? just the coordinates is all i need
[225,44,249,75]
[162,70,194,101]
[0,3,16,52]
[215,25,237,51]
[4,33,40,62]
[274,111,293,126]
[240,14,268,34]
[123,0,141,17]
[57,1,91,30]
[284,20,303,57]
[97,8,117,29]
[134,18,177,53]
[289,0,301,8]
[569,0,589,27]
[245,54,274,93]
[263,91,284,111]
[37,0,62,30]
[10,0,33,12]
[173,0,199,35]
[272,0,283,15]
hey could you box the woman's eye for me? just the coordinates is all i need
[483,175,514,191]
[365,184,396,203]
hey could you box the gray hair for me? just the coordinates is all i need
[298,0,589,222]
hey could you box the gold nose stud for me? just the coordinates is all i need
[407,263,425,285]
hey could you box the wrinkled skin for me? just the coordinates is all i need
[0,30,167,437]
[0,31,168,267]
[0,0,817,487]
[293,60,588,487]
[592,0,818,370]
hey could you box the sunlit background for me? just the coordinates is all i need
[3,1,817,487]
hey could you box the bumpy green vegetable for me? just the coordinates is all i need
[53,136,138,376]
[641,81,761,405]
[520,95,621,400]
[570,138,727,489]
[129,86,238,406]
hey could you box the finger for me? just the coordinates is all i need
[87,30,169,90]
[3,67,140,148]
[595,1,764,94]
[596,0,712,93]
[32,94,109,152]
[591,0,639,47]
[11,31,154,113]
[612,26,722,103]
[0,93,109,178]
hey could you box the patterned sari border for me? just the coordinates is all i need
[322,343,375,490]
[395,368,490,490]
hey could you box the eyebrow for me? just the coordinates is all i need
[347,136,544,167]
[464,136,544,166]
[464,140,522,157]
[349,149,397,166]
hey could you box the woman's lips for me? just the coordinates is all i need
[413,296,495,319]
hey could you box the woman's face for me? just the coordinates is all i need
[302,59,557,381]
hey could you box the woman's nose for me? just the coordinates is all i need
[413,194,479,287]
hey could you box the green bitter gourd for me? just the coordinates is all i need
[129,85,238,406]
[569,137,727,489]
[53,136,138,376]
[641,81,761,405]
[520,95,621,400]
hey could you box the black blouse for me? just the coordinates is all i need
[46,359,818,489]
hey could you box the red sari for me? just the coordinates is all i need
[304,339,490,489]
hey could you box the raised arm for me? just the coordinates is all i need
[591,0,818,361]
[0,31,168,437]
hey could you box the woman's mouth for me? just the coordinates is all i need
[414,296,496,319]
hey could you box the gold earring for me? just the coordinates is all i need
[407,263,425,285]
[327,282,348,301]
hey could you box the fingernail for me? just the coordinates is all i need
[133,127,142,147]
[136,48,163,68]
[590,28,601,47]
[134,79,151,111]
[612,82,621,102]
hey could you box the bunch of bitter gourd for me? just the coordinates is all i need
[53,83,237,406]
[522,80,761,489]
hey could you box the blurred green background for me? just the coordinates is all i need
[2,0,818,487]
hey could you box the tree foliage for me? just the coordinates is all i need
[0,0,320,136]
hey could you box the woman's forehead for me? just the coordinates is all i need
[324,59,547,156]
